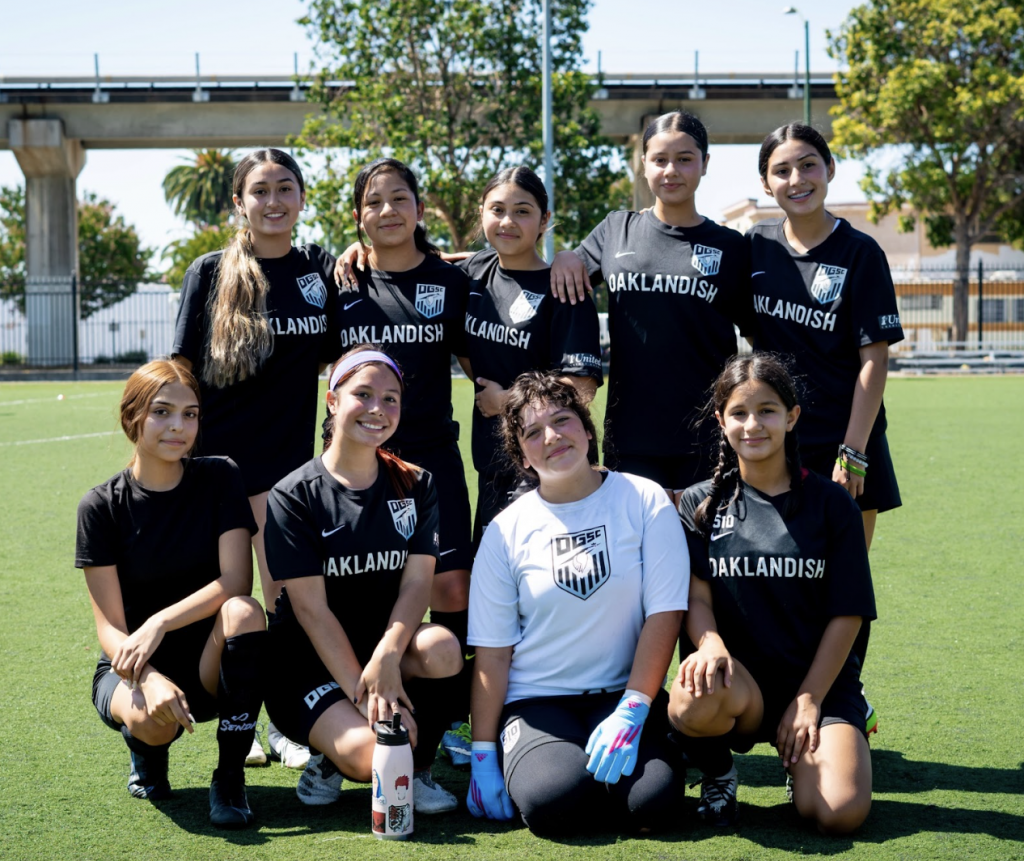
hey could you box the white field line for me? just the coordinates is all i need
[0,392,115,407]
[0,430,119,447]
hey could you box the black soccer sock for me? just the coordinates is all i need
[121,723,175,766]
[403,675,457,771]
[429,609,472,722]
[673,731,734,779]
[216,630,267,774]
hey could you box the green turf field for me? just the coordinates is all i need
[1,376,1022,860]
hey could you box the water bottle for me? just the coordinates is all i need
[371,712,414,840]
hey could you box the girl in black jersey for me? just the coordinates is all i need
[669,354,875,835]
[174,149,338,767]
[76,360,266,828]
[263,345,462,813]
[550,111,751,499]
[337,158,474,723]
[750,124,903,550]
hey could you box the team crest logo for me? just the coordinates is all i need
[811,264,847,304]
[415,283,446,318]
[296,272,328,309]
[508,289,545,324]
[388,499,417,539]
[691,244,722,277]
[550,526,610,600]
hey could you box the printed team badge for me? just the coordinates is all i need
[691,244,723,277]
[388,499,417,539]
[811,264,848,304]
[508,289,545,324]
[296,272,328,309]
[501,720,521,756]
[550,526,610,600]
[415,283,446,318]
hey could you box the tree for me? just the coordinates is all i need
[294,0,625,254]
[163,149,238,227]
[827,0,1024,343]
[0,187,153,318]
[162,222,234,288]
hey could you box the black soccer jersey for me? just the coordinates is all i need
[265,456,440,666]
[460,248,603,473]
[75,457,257,663]
[747,219,905,447]
[574,211,751,457]
[338,256,469,452]
[677,471,876,691]
[173,245,341,495]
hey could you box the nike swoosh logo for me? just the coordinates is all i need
[752,271,765,277]
[709,532,733,542]
[615,251,635,258]
[343,299,363,310]
[469,291,483,297]
[322,525,346,537]
[439,548,456,556]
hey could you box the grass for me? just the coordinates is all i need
[0,376,1022,860]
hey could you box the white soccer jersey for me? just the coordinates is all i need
[468,470,689,703]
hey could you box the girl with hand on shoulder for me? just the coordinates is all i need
[749,124,903,549]
[263,345,463,813]
[550,112,752,500]
[670,354,875,834]
[467,372,688,837]
[76,360,266,828]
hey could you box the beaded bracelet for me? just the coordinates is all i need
[835,457,867,477]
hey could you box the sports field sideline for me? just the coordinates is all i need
[1,376,1022,860]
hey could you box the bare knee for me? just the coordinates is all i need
[219,596,265,636]
[127,717,179,747]
[668,685,732,736]
[795,791,870,835]
[410,626,463,678]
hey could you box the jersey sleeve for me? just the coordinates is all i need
[315,246,344,365]
[729,235,756,337]
[639,483,690,615]
[457,248,493,279]
[172,259,212,363]
[408,470,441,559]
[850,246,904,347]
[549,294,604,384]
[445,266,470,357]
[676,485,713,582]
[467,521,522,648]
[213,458,259,537]
[573,218,609,283]
[75,487,118,569]
[265,483,324,581]
[822,486,877,621]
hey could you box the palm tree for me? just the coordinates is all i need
[162,149,237,227]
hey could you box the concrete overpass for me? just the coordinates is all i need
[1,70,838,363]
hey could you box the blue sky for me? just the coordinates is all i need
[1,0,867,267]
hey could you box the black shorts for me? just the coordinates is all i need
[472,469,530,549]
[801,432,902,514]
[393,441,473,574]
[602,450,712,493]
[92,655,218,732]
[498,688,679,781]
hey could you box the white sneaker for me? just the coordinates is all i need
[296,753,343,806]
[245,726,267,766]
[413,771,458,814]
[267,722,310,769]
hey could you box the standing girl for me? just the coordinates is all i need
[173,148,339,767]
[467,372,688,836]
[263,345,463,813]
[550,111,751,498]
[76,360,266,828]
[749,123,903,548]
[670,354,875,834]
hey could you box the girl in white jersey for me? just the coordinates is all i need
[466,372,688,836]
[671,354,875,834]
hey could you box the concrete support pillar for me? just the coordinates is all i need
[630,128,655,212]
[10,119,85,366]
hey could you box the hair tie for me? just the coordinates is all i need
[329,351,403,390]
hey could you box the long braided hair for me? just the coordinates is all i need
[693,353,804,537]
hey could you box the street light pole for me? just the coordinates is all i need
[542,0,554,262]
[783,7,811,126]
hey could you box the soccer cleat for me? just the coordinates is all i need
[439,721,472,769]
[245,724,268,766]
[209,768,255,828]
[412,770,458,814]
[694,767,738,827]
[296,752,343,806]
[865,701,879,736]
[127,749,172,800]
[267,721,310,769]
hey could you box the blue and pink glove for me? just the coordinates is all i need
[467,742,514,820]
[585,690,651,784]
